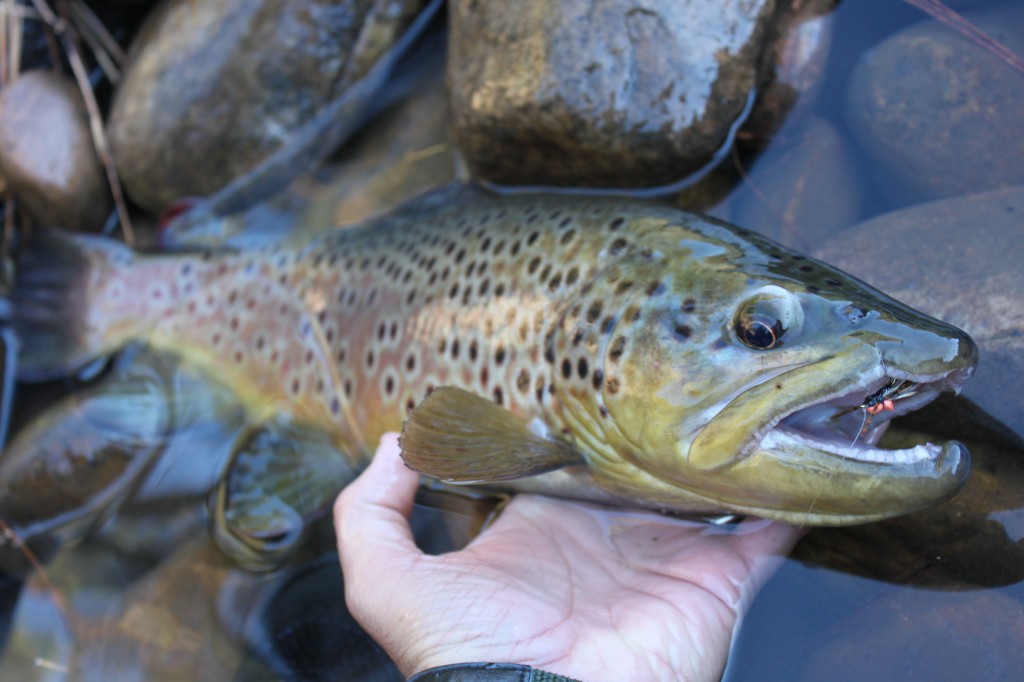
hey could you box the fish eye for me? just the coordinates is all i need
[733,286,803,351]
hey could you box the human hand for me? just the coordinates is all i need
[334,434,803,681]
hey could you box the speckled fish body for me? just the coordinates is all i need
[14,185,977,527]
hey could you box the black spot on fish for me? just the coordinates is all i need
[673,323,692,340]
[609,217,625,231]
[469,340,479,362]
[560,229,576,245]
[528,257,541,275]
[610,238,628,255]
[826,278,843,288]
[609,336,626,361]
[385,376,395,395]
[592,368,604,391]
[562,358,572,379]
[495,345,507,365]
[493,387,504,405]
[517,369,530,393]
[451,339,460,360]
[586,302,603,324]
[646,282,666,296]
[566,267,580,286]
[527,231,540,246]
[577,358,589,379]
[600,316,615,335]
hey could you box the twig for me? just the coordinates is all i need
[0,0,9,87]
[902,0,1024,77]
[65,0,122,83]
[67,0,124,65]
[0,516,73,626]
[62,26,134,244]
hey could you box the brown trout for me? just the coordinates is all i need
[12,185,976,565]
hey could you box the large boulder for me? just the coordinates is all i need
[846,3,1024,200]
[108,0,424,213]
[447,0,779,188]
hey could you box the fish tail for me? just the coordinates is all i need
[13,229,138,380]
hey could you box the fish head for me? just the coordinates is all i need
[569,216,977,525]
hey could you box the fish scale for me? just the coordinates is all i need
[11,184,978,541]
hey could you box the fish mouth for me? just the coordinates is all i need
[761,366,973,466]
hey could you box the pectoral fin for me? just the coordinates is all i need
[212,414,356,571]
[399,387,583,483]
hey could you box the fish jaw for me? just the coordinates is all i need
[662,311,977,523]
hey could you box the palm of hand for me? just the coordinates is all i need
[336,436,801,682]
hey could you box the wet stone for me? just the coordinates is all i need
[447,0,777,188]
[815,185,1024,438]
[845,3,1024,201]
[730,117,863,248]
[0,71,111,230]
[108,0,425,214]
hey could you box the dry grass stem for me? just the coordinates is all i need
[62,26,134,243]
[0,516,75,630]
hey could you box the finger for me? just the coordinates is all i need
[334,433,422,572]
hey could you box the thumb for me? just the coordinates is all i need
[334,433,422,577]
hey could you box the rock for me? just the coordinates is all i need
[0,71,111,229]
[447,0,778,188]
[108,0,425,214]
[730,117,863,248]
[846,3,1024,200]
[815,186,1024,438]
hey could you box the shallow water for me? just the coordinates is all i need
[2,0,1023,679]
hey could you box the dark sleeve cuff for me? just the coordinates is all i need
[407,662,582,682]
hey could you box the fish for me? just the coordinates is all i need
[10,184,977,567]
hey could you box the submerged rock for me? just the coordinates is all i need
[731,117,862,248]
[108,0,425,214]
[0,71,111,230]
[816,185,1024,438]
[846,3,1024,200]
[447,0,778,188]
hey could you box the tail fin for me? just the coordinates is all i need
[13,229,135,380]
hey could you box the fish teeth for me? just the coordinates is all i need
[763,428,940,464]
